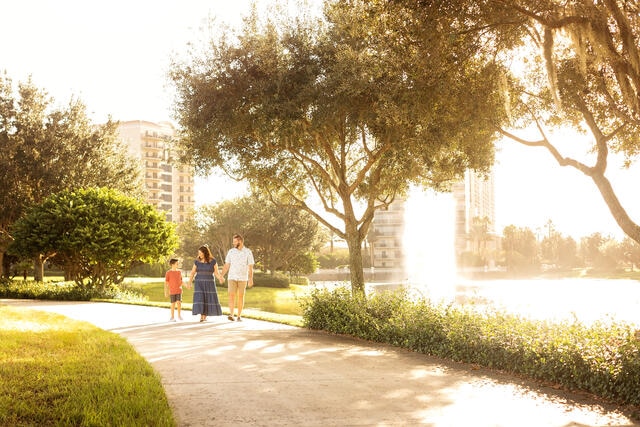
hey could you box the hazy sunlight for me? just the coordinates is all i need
[403,186,456,304]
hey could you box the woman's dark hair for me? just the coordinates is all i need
[199,245,213,263]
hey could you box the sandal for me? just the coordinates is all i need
[227,315,235,321]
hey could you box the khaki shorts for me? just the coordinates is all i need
[228,280,248,294]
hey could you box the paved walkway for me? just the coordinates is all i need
[3,299,639,426]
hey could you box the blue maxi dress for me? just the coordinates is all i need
[192,259,223,317]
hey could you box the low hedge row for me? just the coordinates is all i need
[249,272,307,287]
[0,279,146,301]
[300,286,640,407]
[252,272,290,288]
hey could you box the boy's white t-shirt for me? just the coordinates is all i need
[225,247,255,281]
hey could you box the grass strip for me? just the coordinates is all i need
[0,305,175,426]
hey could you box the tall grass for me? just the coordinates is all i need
[0,306,174,426]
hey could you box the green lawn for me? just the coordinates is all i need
[0,305,174,426]
[121,279,308,326]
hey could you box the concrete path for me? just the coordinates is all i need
[3,299,639,426]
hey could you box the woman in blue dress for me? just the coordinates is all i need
[187,245,224,322]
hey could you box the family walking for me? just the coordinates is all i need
[168,235,254,323]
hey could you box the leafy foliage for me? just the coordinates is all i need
[301,286,640,407]
[478,1,640,243]
[8,188,177,289]
[245,196,322,274]
[252,271,290,288]
[0,74,143,277]
[177,195,322,275]
[177,199,253,263]
[316,248,350,269]
[0,279,146,301]
[501,225,539,273]
[170,0,508,293]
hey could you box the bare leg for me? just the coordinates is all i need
[176,301,182,320]
[170,302,175,319]
[228,292,236,319]
[237,291,245,318]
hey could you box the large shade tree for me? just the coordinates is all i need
[469,1,640,244]
[170,0,508,294]
[0,74,143,278]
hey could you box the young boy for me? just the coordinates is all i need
[165,258,184,321]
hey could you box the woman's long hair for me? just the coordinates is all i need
[199,245,213,263]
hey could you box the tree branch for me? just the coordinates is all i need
[264,187,344,239]
[288,149,344,220]
[574,97,608,174]
[497,126,592,175]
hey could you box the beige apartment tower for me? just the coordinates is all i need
[118,120,195,223]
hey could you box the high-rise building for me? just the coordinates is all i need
[369,200,405,270]
[452,170,496,256]
[117,120,195,223]
[368,168,497,275]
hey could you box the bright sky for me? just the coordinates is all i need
[494,133,640,240]
[3,0,639,240]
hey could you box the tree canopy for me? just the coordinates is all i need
[0,74,144,277]
[177,195,322,275]
[170,0,508,293]
[9,187,177,289]
[475,1,640,244]
[501,224,539,273]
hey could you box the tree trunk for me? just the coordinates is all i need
[0,251,5,279]
[33,256,44,282]
[591,172,640,243]
[345,233,365,295]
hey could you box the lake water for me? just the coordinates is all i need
[325,277,640,327]
[400,277,640,327]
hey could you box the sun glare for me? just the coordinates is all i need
[402,186,457,304]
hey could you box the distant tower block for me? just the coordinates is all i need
[117,120,195,224]
[368,168,498,277]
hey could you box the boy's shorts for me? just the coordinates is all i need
[170,294,182,303]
